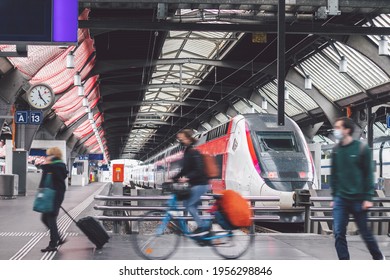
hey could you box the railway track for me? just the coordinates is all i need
[255,225,281,233]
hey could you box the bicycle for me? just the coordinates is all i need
[135,186,254,260]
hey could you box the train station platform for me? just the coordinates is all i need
[1,182,389,260]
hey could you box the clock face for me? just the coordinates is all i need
[27,84,54,110]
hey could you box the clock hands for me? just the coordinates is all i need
[37,90,47,105]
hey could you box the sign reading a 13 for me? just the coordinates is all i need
[30,111,42,124]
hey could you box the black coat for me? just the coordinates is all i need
[173,145,208,186]
[40,159,68,215]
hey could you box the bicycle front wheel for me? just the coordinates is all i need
[135,210,180,260]
[211,225,254,259]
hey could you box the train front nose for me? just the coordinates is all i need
[258,182,311,223]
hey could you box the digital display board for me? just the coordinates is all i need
[0,0,78,44]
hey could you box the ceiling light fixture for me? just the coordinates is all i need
[261,99,268,110]
[330,41,348,73]
[284,87,289,100]
[77,85,84,96]
[295,58,313,90]
[304,75,312,90]
[66,52,75,69]
[379,35,389,56]
[74,72,81,86]
[339,56,348,73]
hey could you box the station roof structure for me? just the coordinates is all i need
[1,0,390,160]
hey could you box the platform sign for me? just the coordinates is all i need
[387,114,390,128]
[15,111,28,124]
[29,111,42,124]
[89,154,104,160]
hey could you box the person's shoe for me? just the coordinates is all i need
[58,238,67,246]
[188,227,209,237]
[41,246,57,253]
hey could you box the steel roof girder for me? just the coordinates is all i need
[80,20,390,35]
[79,0,390,10]
[100,83,254,97]
[92,59,270,77]
[99,99,215,111]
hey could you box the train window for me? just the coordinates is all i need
[256,132,298,152]
[206,123,228,142]
[170,160,182,173]
[214,154,223,179]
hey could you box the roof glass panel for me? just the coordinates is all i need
[215,112,229,123]
[233,100,253,114]
[300,51,361,101]
[312,135,335,145]
[248,99,268,113]
[322,42,388,90]
[260,81,311,116]
[285,81,318,111]
[132,19,242,154]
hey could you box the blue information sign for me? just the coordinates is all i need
[89,154,104,160]
[78,155,89,160]
[15,111,28,124]
[15,111,42,125]
[29,111,43,124]
[387,114,390,129]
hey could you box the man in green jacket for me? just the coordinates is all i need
[331,117,384,260]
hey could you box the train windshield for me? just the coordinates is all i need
[252,131,313,186]
[256,132,298,152]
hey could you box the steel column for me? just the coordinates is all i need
[277,0,285,126]
[367,106,374,150]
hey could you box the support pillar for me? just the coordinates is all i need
[277,0,286,126]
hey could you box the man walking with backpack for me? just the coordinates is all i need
[331,117,384,260]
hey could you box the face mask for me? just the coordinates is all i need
[333,129,343,140]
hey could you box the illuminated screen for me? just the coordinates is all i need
[0,0,77,43]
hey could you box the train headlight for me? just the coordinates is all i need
[298,172,306,178]
[267,172,278,179]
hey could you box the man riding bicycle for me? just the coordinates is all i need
[172,129,210,236]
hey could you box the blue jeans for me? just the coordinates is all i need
[333,196,383,260]
[183,184,210,229]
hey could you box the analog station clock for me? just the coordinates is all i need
[26,84,55,110]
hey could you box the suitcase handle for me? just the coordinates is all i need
[60,206,77,223]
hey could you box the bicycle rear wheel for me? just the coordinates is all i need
[211,225,254,259]
[135,210,180,260]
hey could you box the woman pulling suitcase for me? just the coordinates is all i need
[39,147,68,252]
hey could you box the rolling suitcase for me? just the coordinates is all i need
[61,206,110,249]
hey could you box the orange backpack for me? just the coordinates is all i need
[219,190,252,227]
[202,153,219,179]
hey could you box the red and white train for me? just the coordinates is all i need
[130,113,318,223]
